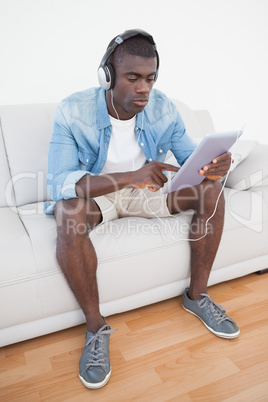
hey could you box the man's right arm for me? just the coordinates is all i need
[47,103,88,202]
[75,161,179,198]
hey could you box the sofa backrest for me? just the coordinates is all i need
[0,104,57,206]
[171,99,215,138]
[0,122,15,207]
[0,99,214,207]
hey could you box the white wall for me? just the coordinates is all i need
[1,0,267,143]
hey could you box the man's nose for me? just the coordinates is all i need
[136,80,151,93]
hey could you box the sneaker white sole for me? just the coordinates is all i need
[182,304,240,339]
[79,369,111,389]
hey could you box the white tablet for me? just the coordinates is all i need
[163,129,243,194]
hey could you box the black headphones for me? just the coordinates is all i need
[97,29,159,90]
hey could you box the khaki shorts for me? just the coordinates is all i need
[94,186,172,224]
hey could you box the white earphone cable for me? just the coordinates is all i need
[111,89,120,120]
[111,95,242,243]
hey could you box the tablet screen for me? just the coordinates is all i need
[163,129,243,193]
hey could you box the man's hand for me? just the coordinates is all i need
[129,161,179,192]
[199,152,232,180]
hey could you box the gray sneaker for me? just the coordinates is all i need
[79,319,116,389]
[182,288,240,339]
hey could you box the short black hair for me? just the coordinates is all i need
[107,35,157,66]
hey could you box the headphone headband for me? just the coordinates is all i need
[98,29,159,90]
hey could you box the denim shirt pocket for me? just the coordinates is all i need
[156,141,172,161]
[78,149,97,171]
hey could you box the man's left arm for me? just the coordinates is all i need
[169,101,232,181]
[199,152,232,180]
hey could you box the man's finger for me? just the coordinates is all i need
[203,159,230,172]
[212,151,231,164]
[151,161,179,172]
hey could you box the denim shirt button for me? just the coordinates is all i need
[141,142,144,146]
[86,159,89,162]
[149,158,152,162]
[159,148,163,153]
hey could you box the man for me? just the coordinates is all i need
[45,29,239,390]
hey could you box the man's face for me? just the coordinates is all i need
[107,53,157,120]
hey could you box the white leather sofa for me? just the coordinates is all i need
[1,99,268,347]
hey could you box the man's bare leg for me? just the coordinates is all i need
[54,197,104,333]
[167,180,225,300]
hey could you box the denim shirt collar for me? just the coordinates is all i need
[96,89,111,130]
[136,111,145,130]
[96,88,145,130]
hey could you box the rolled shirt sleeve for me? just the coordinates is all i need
[45,103,93,213]
[62,170,93,199]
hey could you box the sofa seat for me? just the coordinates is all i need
[1,184,267,347]
[1,100,267,347]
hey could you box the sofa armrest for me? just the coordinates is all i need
[226,143,268,190]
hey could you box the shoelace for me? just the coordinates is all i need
[84,324,116,369]
[198,293,230,325]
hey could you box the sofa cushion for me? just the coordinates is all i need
[0,208,37,283]
[229,139,258,172]
[226,143,268,190]
[0,104,57,206]
[12,186,268,320]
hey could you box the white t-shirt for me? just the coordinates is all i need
[101,115,146,174]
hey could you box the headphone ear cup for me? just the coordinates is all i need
[97,66,111,90]
[106,63,115,90]
[97,63,115,90]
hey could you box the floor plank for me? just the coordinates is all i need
[0,273,268,401]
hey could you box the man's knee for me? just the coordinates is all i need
[200,180,225,213]
[167,179,225,215]
[55,198,102,235]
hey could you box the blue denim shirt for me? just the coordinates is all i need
[45,87,196,214]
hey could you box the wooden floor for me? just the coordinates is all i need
[1,273,268,402]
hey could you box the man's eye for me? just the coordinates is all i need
[128,78,137,82]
